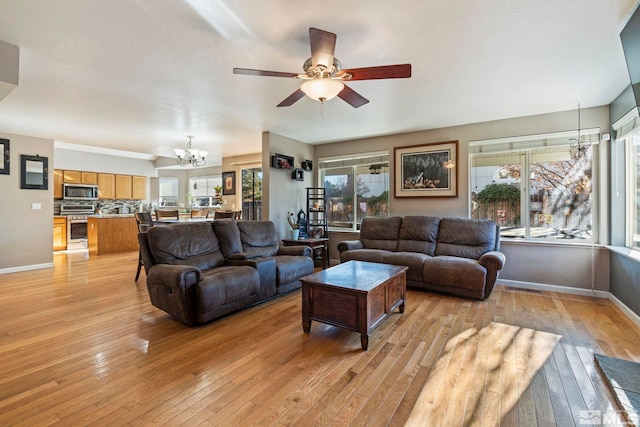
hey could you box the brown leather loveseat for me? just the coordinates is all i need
[139,220,314,325]
[337,216,505,300]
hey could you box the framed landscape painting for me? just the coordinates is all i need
[394,140,458,198]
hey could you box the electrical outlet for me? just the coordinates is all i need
[32,202,42,210]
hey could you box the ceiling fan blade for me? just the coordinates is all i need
[337,64,412,81]
[277,89,305,107]
[233,68,299,78]
[338,84,369,108]
[309,28,336,70]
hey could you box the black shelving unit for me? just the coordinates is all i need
[306,187,327,238]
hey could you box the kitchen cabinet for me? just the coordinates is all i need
[115,175,132,199]
[53,169,63,199]
[132,176,146,200]
[98,173,115,199]
[88,216,138,255]
[81,171,98,185]
[53,217,67,251]
[63,170,81,183]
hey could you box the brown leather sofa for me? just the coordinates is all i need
[337,216,505,300]
[139,220,314,325]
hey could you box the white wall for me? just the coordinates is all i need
[319,107,611,291]
[262,131,315,239]
[0,132,55,272]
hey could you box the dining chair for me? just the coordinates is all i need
[155,209,179,221]
[190,209,210,218]
[233,210,242,219]
[134,212,154,281]
[214,210,235,219]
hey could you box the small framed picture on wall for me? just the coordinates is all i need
[222,171,236,195]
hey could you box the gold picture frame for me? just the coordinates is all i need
[394,140,458,198]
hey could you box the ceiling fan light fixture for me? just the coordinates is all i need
[300,78,344,103]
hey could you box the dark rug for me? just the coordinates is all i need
[594,354,640,426]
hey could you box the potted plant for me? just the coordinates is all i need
[287,212,300,240]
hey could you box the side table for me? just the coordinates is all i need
[282,237,329,269]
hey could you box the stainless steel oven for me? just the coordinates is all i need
[60,204,95,250]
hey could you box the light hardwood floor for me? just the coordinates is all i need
[1,250,639,426]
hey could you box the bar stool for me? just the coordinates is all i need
[135,212,154,281]
[214,210,235,219]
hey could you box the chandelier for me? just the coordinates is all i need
[570,102,590,157]
[174,135,208,167]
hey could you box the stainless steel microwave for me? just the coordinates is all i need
[63,183,99,200]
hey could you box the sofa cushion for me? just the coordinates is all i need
[196,266,260,314]
[383,252,431,282]
[274,255,314,287]
[435,217,498,259]
[212,219,243,257]
[397,216,441,256]
[360,216,402,251]
[341,248,390,264]
[422,256,487,292]
[147,222,224,270]
[237,221,279,257]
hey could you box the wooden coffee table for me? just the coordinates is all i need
[300,260,408,350]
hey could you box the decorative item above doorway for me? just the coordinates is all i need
[394,141,458,198]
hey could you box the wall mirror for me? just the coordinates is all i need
[0,139,8,175]
[20,154,48,190]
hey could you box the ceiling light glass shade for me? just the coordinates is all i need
[300,78,345,102]
[175,136,207,167]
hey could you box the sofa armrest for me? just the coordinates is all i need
[278,245,312,257]
[227,257,277,299]
[146,264,201,325]
[337,240,363,253]
[479,251,506,300]
[479,251,506,271]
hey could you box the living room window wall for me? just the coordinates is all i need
[469,130,599,242]
[612,107,640,250]
[319,152,389,231]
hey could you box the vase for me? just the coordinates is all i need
[290,229,300,240]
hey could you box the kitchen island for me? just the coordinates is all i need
[87,214,138,256]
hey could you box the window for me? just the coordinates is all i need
[319,152,389,230]
[612,107,640,250]
[159,177,179,207]
[627,129,640,249]
[188,176,222,207]
[241,167,262,220]
[470,130,598,242]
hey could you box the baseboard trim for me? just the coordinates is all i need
[608,292,640,329]
[497,279,609,299]
[0,262,54,275]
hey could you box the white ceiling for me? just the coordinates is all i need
[0,0,638,166]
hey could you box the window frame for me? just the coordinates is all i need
[469,129,600,243]
[318,151,390,232]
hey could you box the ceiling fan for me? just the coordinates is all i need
[233,27,412,108]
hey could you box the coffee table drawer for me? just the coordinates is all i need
[311,287,358,330]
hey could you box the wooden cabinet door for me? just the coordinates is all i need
[53,217,67,251]
[63,170,81,183]
[54,169,63,199]
[81,171,98,185]
[98,173,115,199]
[132,176,146,200]
[115,175,132,199]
